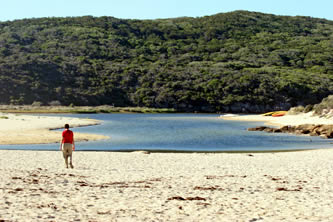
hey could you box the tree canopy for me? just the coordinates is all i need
[0,11,333,112]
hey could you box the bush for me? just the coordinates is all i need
[304,104,314,113]
[288,105,305,114]
[31,101,43,106]
[313,95,333,115]
[49,100,62,106]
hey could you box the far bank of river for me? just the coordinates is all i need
[0,105,176,114]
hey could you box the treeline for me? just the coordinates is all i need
[0,10,333,112]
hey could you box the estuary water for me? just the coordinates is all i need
[1,113,332,152]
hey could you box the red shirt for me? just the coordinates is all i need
[62,129,74,144]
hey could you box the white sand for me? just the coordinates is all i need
[0,113,108,145]
[1,112,333,221]
[1,149,333,221]
[220,111,333,127]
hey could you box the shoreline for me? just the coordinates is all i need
[0,111,332,148]
[0,113,109,145]
[0,105,176,114]
[0,148,318,153]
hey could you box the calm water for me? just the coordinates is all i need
[1,113,332,152]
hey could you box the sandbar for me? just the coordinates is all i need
[0,113,108,145]
[220,111,333,127]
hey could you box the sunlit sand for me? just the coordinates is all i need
[0,112,332,221]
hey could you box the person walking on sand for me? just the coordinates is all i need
[60,124,75,168]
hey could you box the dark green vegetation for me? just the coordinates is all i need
[1,11,333,112]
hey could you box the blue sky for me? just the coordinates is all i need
[0,0,332,22]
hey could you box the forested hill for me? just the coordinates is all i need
[0,11,333,112]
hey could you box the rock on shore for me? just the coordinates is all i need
[248,124,333,138]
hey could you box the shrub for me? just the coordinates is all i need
[288,105,305,114]
[49,100,62,106]
[31,101,42,106]
[313,95,333,115]
[304,104,314,113]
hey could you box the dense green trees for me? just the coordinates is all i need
[0,11,333,112]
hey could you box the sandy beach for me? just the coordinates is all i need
[220,111,333,127]
[0,113,108,145]
[0,149,332,221]
[0,112,333,221]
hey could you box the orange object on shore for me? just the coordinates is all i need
[271,111,287,117]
